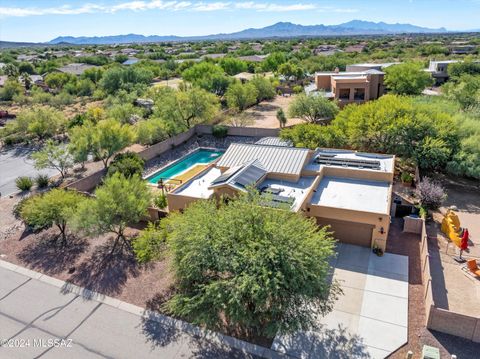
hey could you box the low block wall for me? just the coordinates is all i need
[195,124,280,138]
[421,219,480,342]
[66,169,107,192]
[138,127,196,161]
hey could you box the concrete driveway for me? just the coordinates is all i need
[0,147,57,196]
[273,243,409,359]
[0,263,269,359]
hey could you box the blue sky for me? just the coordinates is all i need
[1,0,479,42]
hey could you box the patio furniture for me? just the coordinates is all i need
[467,259,480,277]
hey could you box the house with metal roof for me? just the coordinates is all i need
[166,138,395,252]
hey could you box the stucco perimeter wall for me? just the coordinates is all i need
[195,124,280,138]
[306,204,389,251]
[138,127,196,161]
[421,219,480,342]
[167,193,199,212]
[65,168,107,192]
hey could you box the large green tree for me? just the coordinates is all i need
[288,93,339,124]
[73,173,151,252]
[181,62,230,95]
[225,82,258,112]
[9,106,66,139]
[21,189,85,245]
[91,119,134,168]
[135,192,339,337]
[384,63,433,95]
[32,140,74,179]
[151,87,219,132]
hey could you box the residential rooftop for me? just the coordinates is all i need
[311,176,390,214]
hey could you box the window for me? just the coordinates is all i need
[354,88,365,101]
[339,88,350,100]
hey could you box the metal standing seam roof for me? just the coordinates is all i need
[216,143,310,176]
[255,137,293,147]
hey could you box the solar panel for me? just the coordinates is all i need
[235,166,267,187]
[315,156,381,170]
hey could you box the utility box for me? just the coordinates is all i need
[421,345,440,359]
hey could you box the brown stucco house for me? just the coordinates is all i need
[313,67,386,106]
[166,138,395,251]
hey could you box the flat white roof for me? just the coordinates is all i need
[257,177,315,212]
[311,176,390,214]
[305,149,394,173]
[173,167,221,199]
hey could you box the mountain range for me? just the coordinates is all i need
[49,20,450,45]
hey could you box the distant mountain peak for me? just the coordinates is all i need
[48,20,449,45]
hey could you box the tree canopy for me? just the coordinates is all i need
[288,94,339,124]
[21,189,85,245]
[73,173,151,252]
[135,191,339,337]
[384,63,433,95]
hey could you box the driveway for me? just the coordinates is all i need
[0,147,57,196]
[0,263,269,359]
[272,243,409,359]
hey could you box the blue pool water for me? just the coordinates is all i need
[146,149,223,184]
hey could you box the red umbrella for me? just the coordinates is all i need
[461,229,469,251]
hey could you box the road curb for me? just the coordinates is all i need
[0,259,292,359]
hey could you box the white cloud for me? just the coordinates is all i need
[192,2,231,12]
[235,2,316,12]
[0,1,355,17]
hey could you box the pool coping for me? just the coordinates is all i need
[144,147,224,187]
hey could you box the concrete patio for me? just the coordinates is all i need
[272,243,409,359]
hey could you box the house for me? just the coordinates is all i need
[166,139,394,251]
[57,63,99,76]
[425,60,459,85]
[238,55,267,63]
[201,53,226,60]
[346,62,399,72]
[313,68,385,105]
[449,42,476,55]
[122,57,139,66]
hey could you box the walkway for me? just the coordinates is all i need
[0,261,279,359]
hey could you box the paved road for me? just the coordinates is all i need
[0,265,263,359]
[0,147,57,196]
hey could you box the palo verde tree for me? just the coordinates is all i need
[151,86,219,133]
[73,173,151,253]
[134,191,340,338]
[225,82,258,112]
[91,119,134,168]
[32,140,74,179]
[288,93,339,124]
[20,189,85,246]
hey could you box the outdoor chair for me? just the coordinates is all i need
[467,259,480,277]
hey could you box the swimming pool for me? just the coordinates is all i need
[146,149,223,185]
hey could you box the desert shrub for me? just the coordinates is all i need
[107,152,145,178]
[15,176,33,191]
[212,125,228,138]
[153,193,168,209]
[416,177,447,210]
[35,174,50,188]
[400,172,413,183]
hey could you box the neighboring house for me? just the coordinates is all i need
[238,55,268,62]
[166,139,394,252]
[201,53,226,60]
[16,54,38,62]
[56,63,99,76]
[313,68,385,105]
[425,60,459,85]
[346,62,399,72]
[18,74,44,86]
[449,43,477,55]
